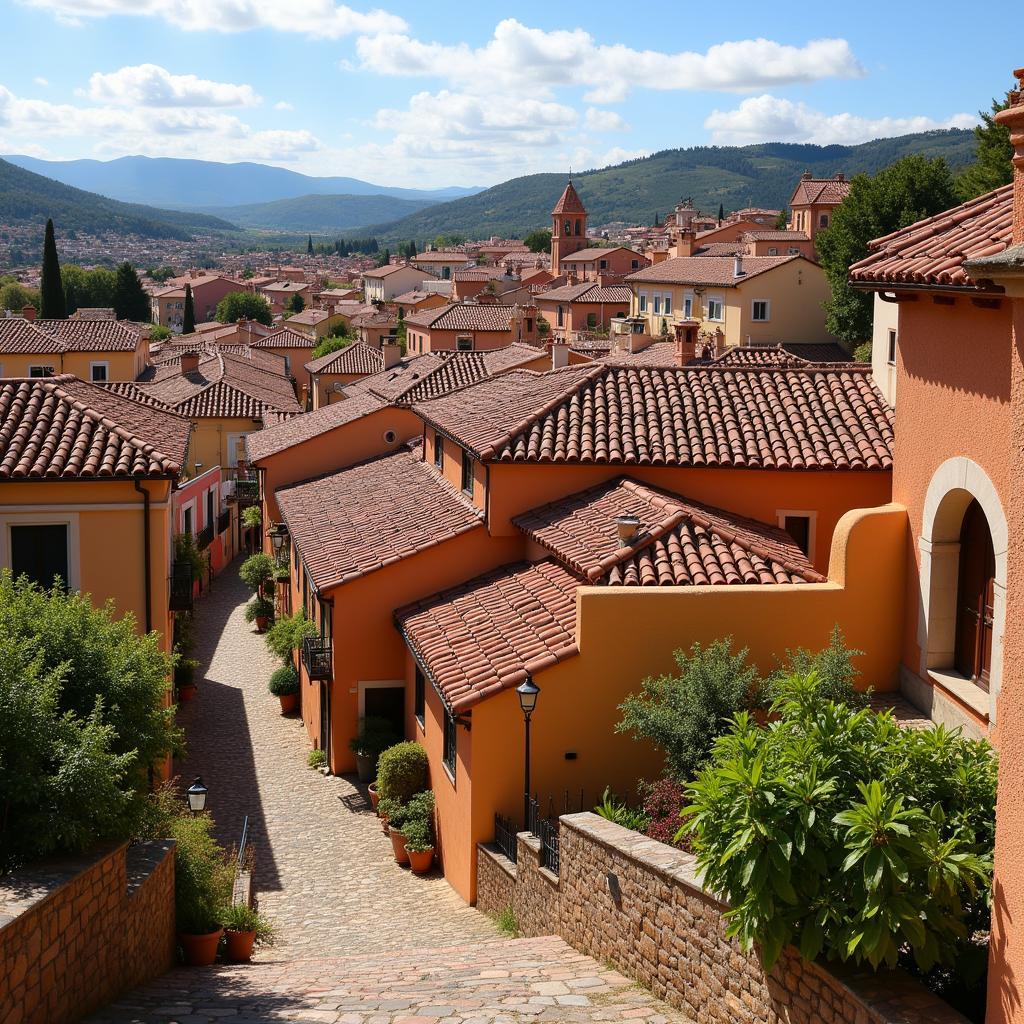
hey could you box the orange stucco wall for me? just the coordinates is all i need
[0,347,146,382]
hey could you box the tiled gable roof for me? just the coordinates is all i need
[693,242,746,257]
[404,303,520,332]
[847,184,1013,290]
[416,363,893,470]
[559,247,641,263]
[0,318,141,355]
[0,375,189,480]
[538,283,631,304]
[552,181,587,215]
[601,341,679,366]
[250,327,315,349]
[626,255,804,287]
[363,264,412,279]
[305,341,384,376]
[396,559,580,712]
[276,446,484,592]
[513,478,823,586]
[413,251,471,263]
[789,176,851,207]
[285,309,331,327]
[742,230,810,242]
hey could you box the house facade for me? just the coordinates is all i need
[362,264,429,302]
[404,303,540,353]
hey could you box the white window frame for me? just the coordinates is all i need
[776,510,817,560]
[29,365,55,378]
[751,299,771,322]
[663,293,673,316]
[638,291,648,313]
[0,512,81,591]
[652,294,662,315]
[180,498,197,536]
[89,361,110,382]
[767,247,779,256]
[683,292,693,318]
[887,329,897,366]
[706,295,724,322]
[357,679,405,722]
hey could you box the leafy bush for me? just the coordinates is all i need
[307,748,327,769]
[595,787,650,832]
[174,657,199,688]
[216,290,273,327]
[265,611,317,663]
[684,672,995,979]
[402,815,433,853]
[349,716,399,758]
[761,626,867,708]
[641,777,690,849]
[221,902,276,945]
[377,795,402,824]
[493,905,520,937]
[404,789,435,824]
[617,638,758,784]
[239,553,275,592]
[268,664,298,697]
[854,341,872,363]
[174,531,206,581]
[376,742,428,803]
[169,811,234,934]
[244,596,274,624]
[241,505,262,530]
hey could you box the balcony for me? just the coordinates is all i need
[217,508,231,535]
[222,466,259,505]
[196,523,214,550]
[169,563,193,612]
[301,636,332,681]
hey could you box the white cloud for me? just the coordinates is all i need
[705,94,978,146]
[595,146,650,167]
[87,64,260,107]
[33,76,48,87]
[20,0,406,38]
[355,20,862,100]
[584,107,628,132]
[274,100,293,111]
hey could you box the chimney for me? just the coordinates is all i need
[381,342,402,369]
[677,228,696,258]
[674,324,697,366]
[551,342,569,369]
[615,514,642,545]
[734,255,745,278]
[996,67,1024,244]
[834,173,845,182]
[801,170,812,180]
[190,269,199,279]
[22,305,36,321]
[180,351,201,374]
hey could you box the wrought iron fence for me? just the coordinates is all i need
[301,635,332,681]
[527,797,560,876]
[196,523,214,550]
[493,812,518,864]
[217,508,231,534]
[169,563,193,611]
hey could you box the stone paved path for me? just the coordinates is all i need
[87,936,690,1023]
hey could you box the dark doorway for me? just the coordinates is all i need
[363,685,405,739]
[955,499,995,689]
[11,523,69,589]
[319,682,331,762]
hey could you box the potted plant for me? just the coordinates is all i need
[245,595,275,633]
[172,811,233,967]
[384,800,411,864]
[240,552,276,599]
[268,663,299,714]
[403,816,435,875]
[221,903,276,963]
[375,741,428,804]
[348,717,398,782]
[377,795,401,838]
[175,656,199,702]
[368,781,380,812]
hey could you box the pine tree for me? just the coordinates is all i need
[112,262,150,322]
[717,204,724,224]
[40,218,66,319]
[286,293,305,315]
[307,235,314,255]
[182,282,196,334]
[956,95,1014,201]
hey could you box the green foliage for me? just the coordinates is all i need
[265,611,317,663]
[523,228,551,252]
[112,261,150,321]
[376,742,428,803]
[854,340,872,363]
[268,663,298,696]
[286,292,305,315]
[307,234,314,255]
[386,789,434,838]
[307,748,327,769]
[774,209,789,229]
[239,552,275,592]
[244,596,275,624]
[216,290,273,327]
[684,673,996,980]
[433,233,466,248]
[817,156,957,343]
[147,266,176,283]
[40,218,66,319]
[169,811,234,934]
[0,278,40,313]
[377,796,402,823]
[761,626,867,708]
[149,324,172,342]
[616,638,758,784]
[182,282,196,334]
[493,906,520,937]
[402,815,434,852]
[312,332,352,359]
[595,787,651,832]
[221,902,277,945]
[174,532,206,581]
[241,505,262,530]
[349,716,400,758]
[62,264,116,313]
[957,95,1013,201]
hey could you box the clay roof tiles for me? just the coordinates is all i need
[250,327,315,349]
[0,318,141,355]
[551,181,587,215]
[789,176,851,207]
[404,303,521,332]
[304,341,384,377]
[626,254,804,287]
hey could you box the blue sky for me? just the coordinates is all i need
[0,0,1020,187]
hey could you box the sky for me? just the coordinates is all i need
[0,0,1021,189]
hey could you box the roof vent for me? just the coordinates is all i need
[734,255,745,278]
[615,514,642,544]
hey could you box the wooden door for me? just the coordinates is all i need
[955,500,995,688]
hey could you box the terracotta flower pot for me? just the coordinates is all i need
[278,692,298,715]
[255,616,270,633]
[389,829,409,865]
[368,783,380,812]
[407,846,434,875]
[178,683,197,703]
[225,928,256,963]
[380,813,389,835]
[178,928,223,966]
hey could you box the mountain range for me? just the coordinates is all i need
[191,193,438,232]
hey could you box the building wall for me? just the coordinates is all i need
[364,267,428,302]
[0,347,145,382]
[172,466,235,579]
[310,370,374,410]
[561,248,645,281]
[871,293,900,407]
[255,344,314,394]
[407,323,538,355]
[187,416,263,477]
[536,298,630,337]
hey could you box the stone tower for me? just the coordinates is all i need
[550,179,589,273]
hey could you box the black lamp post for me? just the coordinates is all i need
[516,675,540,830]
[186,776,208,815]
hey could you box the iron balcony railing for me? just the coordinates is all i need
[169,563,193,612]
[494,812,518,864]
[301,635,332,681]
[527,797,560,876]
[217,508,231,535]
[234,478,259,503]
[196,523,214,550]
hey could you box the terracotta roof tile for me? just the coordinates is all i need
[416,363,893,470]
[627,255,804,287]
[789,176,851,207]
[848,184,1013,290]
[539,283,632,304]
[404,303,522,332]
[305,342,384,377]
[250,327,315,349]
[601,341,679,366]
[551,181,587,215]
[742,230,810,242]
[559,247,642,263]
[396,559,580,712]
[0,375,189,480]
[276,446,484,592]
[0,318,142,355]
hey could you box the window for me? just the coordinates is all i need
[778,511,816,558]
[767,247,778,256]
[653,295,662,315]
[461,450,474,495]
[29,365,55,378]
[638,292,648,313]
[586,313,597,329]
[183,506,193,536]
[442,266,451,280]
[751,300,770,322]
[887,329,897,365]
[599,259,608,270]
[564,220,571,235]
[10,523,69,589]
[820,214,829,228]
[434,431,444,469]
[574,219,581,235]
[89,361,109,382]
[414,667,425,726]
[525,318,533,333]
[205,488,214,529]
[443,708,457,778]
[706,297,724,321]
[556,305,564,328]
[456,335,474,351]
[683,293,693,318]
[787,247,801,255]
[631,259,640,270]
[955,500,995,688]
[663,294,672,316]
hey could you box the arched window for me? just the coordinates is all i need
[564,220,572,235]
[955,499,995,688]
[574,219,581,235]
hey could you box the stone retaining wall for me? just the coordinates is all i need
[477,813,968,1024]
[0,840,176,1024]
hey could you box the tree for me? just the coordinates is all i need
[524,228,552,253]
[307,234,314,255]
[286,292,305,315]
[956,95,1014,201]
[149,324,172,342]
[0,280,40,313]
[396,308,407,354]
[375,248,391,268]
[182,282,196,335]
[817,155,956,344]
[717,203,724,224]
[774,209,789,230]
[40,218,66,319]
[215,290,273,327]
[112,262,151,321]
[311,333,352,359]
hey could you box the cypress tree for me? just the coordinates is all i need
[307,234,314,255]
[717,203,724,224]
[40,218,66,319]
[182,282,196,334]
[112,262,150,322]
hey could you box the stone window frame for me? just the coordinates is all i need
[0,511,81,592]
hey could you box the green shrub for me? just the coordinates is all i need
[241,505,262,530]
[594,787,650,832]
[239,553,275,592]
[493,905,519,937]
[244,596,275,624]
[616,638,758,784]
[268,664,298,697]
[404,789,435,824]
[174,657,198,688]
[377,795,402,824]
[376,742,428,803]
[349,716,399,758]
[402,815,433,852]
[265,611,317,663]
[761,626,867,707]
[174,532,206,581]
[307,748,327,769]
[168,811,234,934]
[854,340,872,363]
[221,903,276,946]
[684,672,995,980]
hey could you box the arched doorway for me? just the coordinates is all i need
[955,499,995,689]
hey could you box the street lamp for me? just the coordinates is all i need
[186,776,208,815]
[516,675,540,830]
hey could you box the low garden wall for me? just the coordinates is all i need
[477,812,968,1024]
[0,839,176,1024]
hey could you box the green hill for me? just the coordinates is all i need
[367,130,978,243]
[195,192,438,232]
[0,157,237,240]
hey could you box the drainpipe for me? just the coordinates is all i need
[134,478,153,633]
